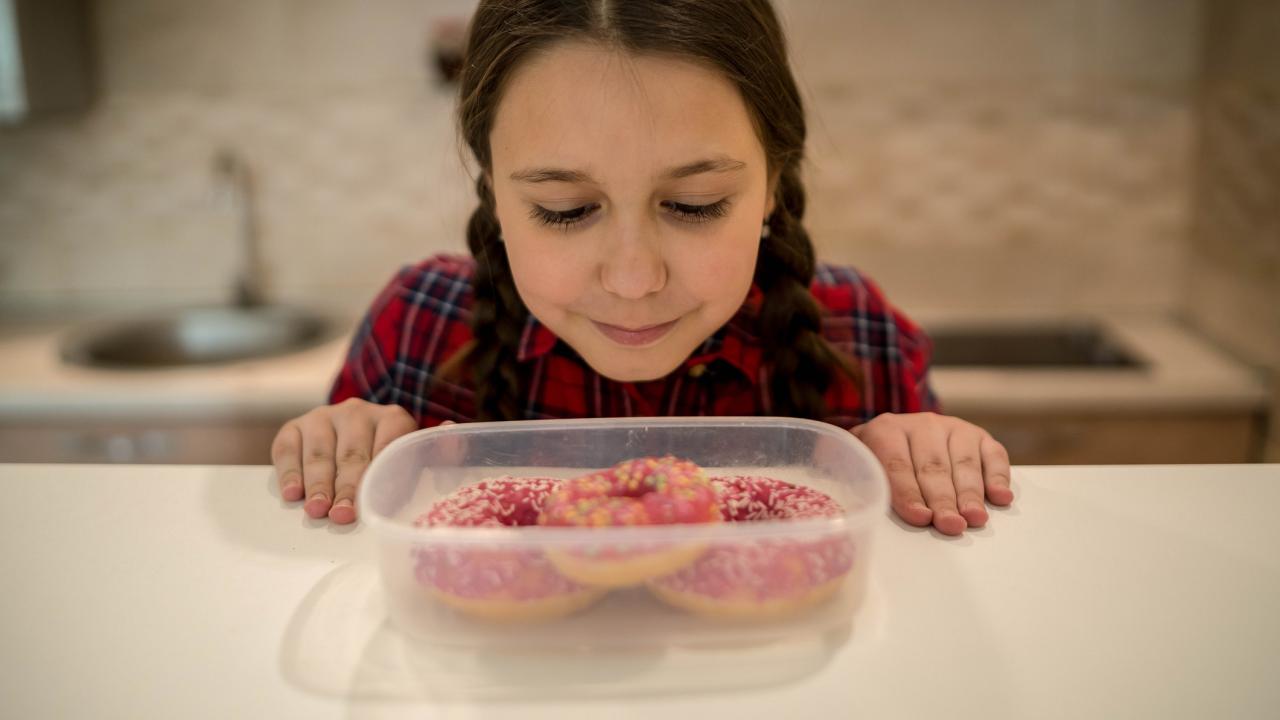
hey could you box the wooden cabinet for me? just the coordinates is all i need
[0,417,287,465]
[960,410,1265,465]
[2,411,1265,466]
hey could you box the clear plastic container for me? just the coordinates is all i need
[359,416,887,649]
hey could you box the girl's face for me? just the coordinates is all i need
[489,42,775,382]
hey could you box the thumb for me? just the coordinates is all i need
[436,419,467,466]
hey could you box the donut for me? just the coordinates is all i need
[412,477,606,622]
[537,456,722,587]
[647,476,856,620]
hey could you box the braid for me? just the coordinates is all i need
[465,175,529,421]
[755,166,863,419]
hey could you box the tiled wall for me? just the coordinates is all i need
[786,0,1198,314]
[0,0,1199,317]
[1186,0,1280,460]
[0,0,478,315]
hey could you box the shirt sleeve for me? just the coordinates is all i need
[813,265,941,427]
[890,304,941,415]
[328,265,415,407]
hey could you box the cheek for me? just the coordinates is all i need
[502,235,592,308]
[491,191,592,308]
[671,221,760,301]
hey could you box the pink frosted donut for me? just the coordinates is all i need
[537,456,722,587]
[715,475,846,521]
[647,476,856,620]
[412,477,606,622]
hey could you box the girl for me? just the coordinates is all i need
[270,0,1014,535]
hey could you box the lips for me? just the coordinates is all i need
[591,319,678,347]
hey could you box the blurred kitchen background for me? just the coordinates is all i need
[0,0,1275,465]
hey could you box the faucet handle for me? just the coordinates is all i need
[214,147,267,309]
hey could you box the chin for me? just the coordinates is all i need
[606,366,673,382]
[585,352,684,383]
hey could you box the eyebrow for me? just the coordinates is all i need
[509,156,747,184]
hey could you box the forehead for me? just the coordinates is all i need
[489,42,764,180]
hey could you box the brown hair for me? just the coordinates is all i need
[452,0,860,420]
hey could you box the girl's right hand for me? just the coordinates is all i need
[270,398,419,525]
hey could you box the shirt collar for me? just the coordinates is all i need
[515,286,765,382]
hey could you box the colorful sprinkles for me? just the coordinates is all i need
[536,456,721,528]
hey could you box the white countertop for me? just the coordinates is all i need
[2,463,1278,719]
[0,311,1267,421]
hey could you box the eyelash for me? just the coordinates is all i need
[528,199,731,229]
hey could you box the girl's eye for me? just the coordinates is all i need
[528,198,732,230]
[662,199,731,224]
[528,202,600,229]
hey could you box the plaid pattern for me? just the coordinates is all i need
[329,254,938,429]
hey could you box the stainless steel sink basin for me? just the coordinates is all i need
[60,306,341,369]
[928,323,1145,368]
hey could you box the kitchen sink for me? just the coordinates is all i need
[927,323,1145,368]
[59,306,340,369]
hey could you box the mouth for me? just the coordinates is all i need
[591,318,679,347]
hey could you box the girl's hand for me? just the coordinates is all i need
[851,412,1013,535]
[270,399,419,524]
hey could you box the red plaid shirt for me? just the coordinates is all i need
[329,254,938,429]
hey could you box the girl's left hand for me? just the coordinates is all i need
[851,412,1014,535]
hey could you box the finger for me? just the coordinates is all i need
[948,427,989,528]
[430,418,471,467]
[907,424,966,535]
[270,421,305,502]
[326,406,420,525]
[372,407,420,457]
[329,411,378,525]
[980,433,1015,505]
[857,424,932,527]
[299,415,338,519]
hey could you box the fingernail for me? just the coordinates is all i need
[310,493,328,504]
[329,498,357,524]
[940,512,967,534]
[282,482,302,500]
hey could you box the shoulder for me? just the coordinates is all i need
[810,263,939,419]
[366,253,477,322]
[356,253,477,365]
[330,254,479,417]
[387,253,477,303]
[809,263,931,355]
[809,263,891,315]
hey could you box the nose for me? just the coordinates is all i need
[599,220,667,299]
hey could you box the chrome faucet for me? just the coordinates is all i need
[214,149,268,309]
